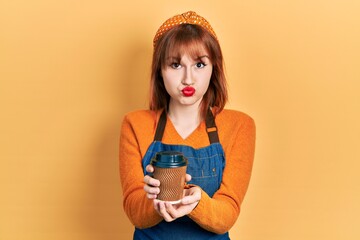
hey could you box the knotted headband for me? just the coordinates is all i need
[153,11,218,47]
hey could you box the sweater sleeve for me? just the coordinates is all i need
[188,115,256,234]
[119,114,163,228]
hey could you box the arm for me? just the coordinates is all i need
[188,116,256,234]
[119,115,163,228]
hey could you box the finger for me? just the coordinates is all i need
[181,194,195,204]
[185,173,191,182]
[181,188,201,204]
[145,164,154,173]
[159,201,174,222]
[153,199,161,213]
[143,184,160,195]
[144,175,160,187]
[146,193,157,199]
[164,202,180,219]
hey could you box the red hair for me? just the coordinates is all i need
[149,24,228,119]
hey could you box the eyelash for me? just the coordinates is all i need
[170,62,207,69]
[170,63,181,69]
[196,62,206,68]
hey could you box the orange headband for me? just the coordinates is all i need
[153,11,218,47]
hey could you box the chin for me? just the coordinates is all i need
[180,99,202,106]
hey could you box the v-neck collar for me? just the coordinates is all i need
[165,115,206,143]
[153,108,220,145]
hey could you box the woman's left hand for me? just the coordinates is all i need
[153,186,202,222]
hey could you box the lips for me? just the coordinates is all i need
[182,86,195,97]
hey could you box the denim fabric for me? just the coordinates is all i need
[134,141,229,240]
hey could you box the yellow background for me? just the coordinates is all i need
[1,0,359,239]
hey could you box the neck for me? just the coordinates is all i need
[167,101,202,127]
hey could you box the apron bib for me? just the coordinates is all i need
[134,110,229,240]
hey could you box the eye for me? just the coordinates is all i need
[170,63,181,69]
[195,62,206,68]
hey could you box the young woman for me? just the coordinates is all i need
[119,11,256,239]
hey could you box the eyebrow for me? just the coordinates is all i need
[167,55,209,60]
[197,55,209,59]
[165,55,210,63]
[195,55,210,62]
[165,56,181,63]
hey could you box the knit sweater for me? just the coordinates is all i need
[119,109,256,234]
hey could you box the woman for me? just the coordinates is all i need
[119,11,256,239]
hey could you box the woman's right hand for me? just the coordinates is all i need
[143,164,160,199]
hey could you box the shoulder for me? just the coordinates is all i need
[215,109,256,147]
[121,109,160,133]
[216,109,255,127]
[215,109,256,138]
[123,109,156,123]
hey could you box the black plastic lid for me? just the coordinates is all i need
[150,151,187,168]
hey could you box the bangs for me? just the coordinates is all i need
[164,39,209,64]
[160,24,214,66]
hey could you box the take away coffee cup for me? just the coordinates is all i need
[150,151,188,204]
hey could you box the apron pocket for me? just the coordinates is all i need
[188,166,219,197]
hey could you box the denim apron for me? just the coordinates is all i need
[134,110,230,240]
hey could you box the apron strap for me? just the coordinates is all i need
[205,109,220,143]
[154,110,167,141]
[153,109,220,144]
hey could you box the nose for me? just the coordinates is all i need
[181,67,194,85]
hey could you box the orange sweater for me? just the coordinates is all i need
[119,109,256,234]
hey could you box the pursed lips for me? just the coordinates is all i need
[181,86,196,97]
